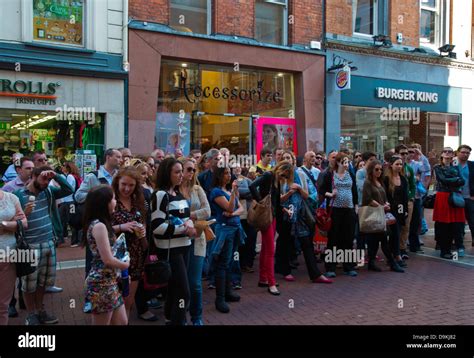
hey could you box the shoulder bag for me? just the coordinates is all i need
[247,194,273,231]
[15,220,36,278]
[143,193,172,290]
[316,173,334,233]
[358,205,386,233]
[448,191,465,208]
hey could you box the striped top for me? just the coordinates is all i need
[18,190,53,244]
[151,190,191,249]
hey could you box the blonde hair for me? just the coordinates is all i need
[273,160,294,187]
[179,158,198,198]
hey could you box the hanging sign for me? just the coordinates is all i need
[335,65,351,91]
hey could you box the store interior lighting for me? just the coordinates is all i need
[11,115,57,130]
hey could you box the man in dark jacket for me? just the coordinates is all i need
[457,145,474,248]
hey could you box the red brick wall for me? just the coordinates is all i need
[289,0,323,45]
[212,0,255,37]
[326,0,353,37]
[389,0,419,47]
[129,0,169,24]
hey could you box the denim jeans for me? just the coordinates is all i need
[230,251,241,284]
[215,226,241,283]
[187,242,205,323]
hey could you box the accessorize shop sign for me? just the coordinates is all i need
[0,79,60,105]
[181,79,281,104]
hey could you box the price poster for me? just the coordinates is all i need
[33,0,84,46]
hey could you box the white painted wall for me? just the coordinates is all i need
[0,0,125,55]
[451,0,473,61]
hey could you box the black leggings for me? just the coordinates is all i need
[388,222,401,259]
[157,246,190,325]
[366,232,393,265]
[325,207,356,272]
[275,223,292,276]
[435,222,464,255]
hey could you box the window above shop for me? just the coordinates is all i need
[255,0,288,46]
[419,0,448,50]
[32,0,85,47]
[353,0,378,37]
[169,0,211,35]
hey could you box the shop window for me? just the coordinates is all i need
[420,0,446,49]
[169,0,210,35]
[427,112,460,156]
[157,60,294,156]
[353,0,377,36]
[255,0,287,46]
[33,0,85,47]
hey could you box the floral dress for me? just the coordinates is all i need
[84,220,123,314]
[111,200,146,281]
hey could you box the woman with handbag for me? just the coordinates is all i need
[209,166,246,313]
[151,158,196,325]
[0,189,27,325]
[383,155,409,269]
[111,167,148,320]
[323,153,358,278]
[433,148,465,259]
[179,158,211,325]
[361,160,404,273]
[82,185,129,325]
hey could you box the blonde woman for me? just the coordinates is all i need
[179,158,211,325]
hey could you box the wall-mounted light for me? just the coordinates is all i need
[439,44,456,58]
[373,34,392,48]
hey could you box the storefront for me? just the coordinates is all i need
[325,49,473,156]
[128,24,325,157]
[0,70,125,176]
[157,60,295,157]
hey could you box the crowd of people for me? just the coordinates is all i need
[0,142,473,326]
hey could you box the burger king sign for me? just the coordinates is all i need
[335,65,351,91]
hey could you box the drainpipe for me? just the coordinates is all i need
[322,0,328,152]
[123,0,129,147]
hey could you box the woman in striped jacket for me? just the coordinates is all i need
[151,157,197,326]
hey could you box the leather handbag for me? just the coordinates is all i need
[358,206,386,233]
[143,192,172,290]
[448,191,465,208]
[423,193,436,209]
[15,220,36,278]
[247,194,272,231]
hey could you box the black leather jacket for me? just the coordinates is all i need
[434,164,465,192]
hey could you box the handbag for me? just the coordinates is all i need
[194,220,216,241]
[423,193,436,209]
[448,191,465,208]
[247,194,272,231]
[385,213,397,226]
[301,199,316,229]
[143,193,172,290]
[15,220,36,278]
[316,174,335,233]
[358,206,386,233]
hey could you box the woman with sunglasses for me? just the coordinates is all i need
[362,160,404,272]
[383,155,409,269]
[179,158,211,325]
[433,147,465,259]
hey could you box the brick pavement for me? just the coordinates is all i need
[8,209,474,326]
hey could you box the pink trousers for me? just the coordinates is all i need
[259,220,277,286]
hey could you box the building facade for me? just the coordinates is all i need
[0,0,128,174]
[128,0,325,158]
[325,0,474,155]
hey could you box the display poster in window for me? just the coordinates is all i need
[255,117,297,161]
[155,109,190,156]
[33,0,84,46]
